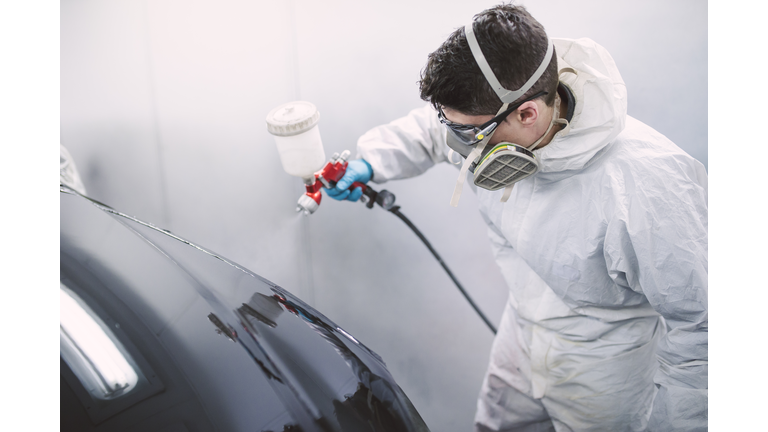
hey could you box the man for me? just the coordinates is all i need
[327,4,707,431]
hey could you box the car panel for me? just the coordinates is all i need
[60,187,430,432]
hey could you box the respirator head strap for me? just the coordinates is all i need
[465,19,554,104]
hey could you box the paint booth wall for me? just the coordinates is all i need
[60,1,707,431]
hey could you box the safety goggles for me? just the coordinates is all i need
[437,90,548,146]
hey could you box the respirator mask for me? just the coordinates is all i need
[444,19,565,206]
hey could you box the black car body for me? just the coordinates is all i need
[60,186,430,432]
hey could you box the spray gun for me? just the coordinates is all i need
[296,150,396,215]
[264,101,396,215]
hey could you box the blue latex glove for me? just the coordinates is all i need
[325,159,373,202]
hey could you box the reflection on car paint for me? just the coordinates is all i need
[208,313,238,342]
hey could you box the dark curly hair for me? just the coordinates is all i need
[419,4,558,115]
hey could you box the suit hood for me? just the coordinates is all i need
[535,38,628,175]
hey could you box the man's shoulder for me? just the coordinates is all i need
[593,116,707,201]
[606,116,702,173]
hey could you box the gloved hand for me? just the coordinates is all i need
[325,159,373,202]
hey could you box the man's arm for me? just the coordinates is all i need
[356,104,450,183]
[604,158,708,431]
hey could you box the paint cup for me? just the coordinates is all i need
[266,101,326,180]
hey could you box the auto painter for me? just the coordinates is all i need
[318,4,707,432]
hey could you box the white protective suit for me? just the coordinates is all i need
[356,38,707,431]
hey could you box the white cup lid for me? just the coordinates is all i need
[265,101,320,137]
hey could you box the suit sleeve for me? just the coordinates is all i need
[356,104,450,183]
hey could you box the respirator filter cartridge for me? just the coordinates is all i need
[472,143,539,191]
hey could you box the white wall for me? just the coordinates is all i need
[61,1,707,430]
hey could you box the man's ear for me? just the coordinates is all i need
[516,101,539,126]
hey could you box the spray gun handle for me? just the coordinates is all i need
[356,183,375,209]
[343,181,375,209]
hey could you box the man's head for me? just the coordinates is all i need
[419,4,558,116]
